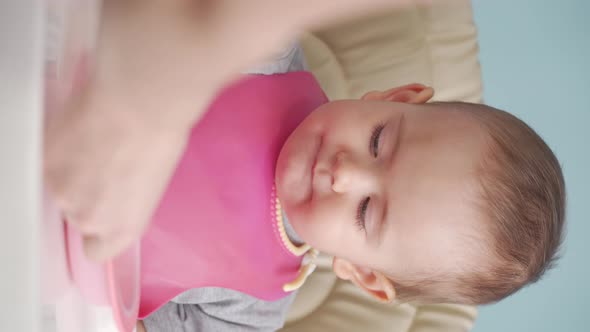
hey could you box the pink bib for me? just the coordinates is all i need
[139,72,328,318]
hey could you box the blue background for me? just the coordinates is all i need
[472,1,590,331]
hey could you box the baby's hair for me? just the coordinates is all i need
[396,101,566,305]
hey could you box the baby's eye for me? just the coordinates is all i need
[355,197,370,233]
[369,123,385,158]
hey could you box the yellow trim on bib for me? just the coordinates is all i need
[274,197,318,292]
[275,199,311,256]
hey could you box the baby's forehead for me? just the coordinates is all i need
[409,105,492,144]
[385,173,488,243]
[428,103,497,143]
[381,217,490,282]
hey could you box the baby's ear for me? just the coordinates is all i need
[332,257,396,303]
[361,83,434,104]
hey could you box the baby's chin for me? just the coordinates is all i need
[275,127,318,210]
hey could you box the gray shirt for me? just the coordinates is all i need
[143,44,308,332]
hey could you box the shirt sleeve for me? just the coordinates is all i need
[142,287,297,332]
[243,42,307,75]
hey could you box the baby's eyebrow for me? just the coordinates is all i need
[376,202,388,247]
[377,114,405,247]
[390,114,405,162]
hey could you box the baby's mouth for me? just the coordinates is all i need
[312,137,322,173]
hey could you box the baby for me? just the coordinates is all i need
[276,88,566,305]
[139,45,565,331]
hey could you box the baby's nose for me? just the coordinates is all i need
[331,152,376,194]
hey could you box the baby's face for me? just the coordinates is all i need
[276,99,488,280]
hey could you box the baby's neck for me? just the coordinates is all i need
[282,210,304,245]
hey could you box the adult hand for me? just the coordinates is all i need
[45,0,234,261]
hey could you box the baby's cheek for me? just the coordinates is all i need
[291,207,327,247]
[314,209,353,250]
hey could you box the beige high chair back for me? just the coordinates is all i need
[282,1,481,331]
